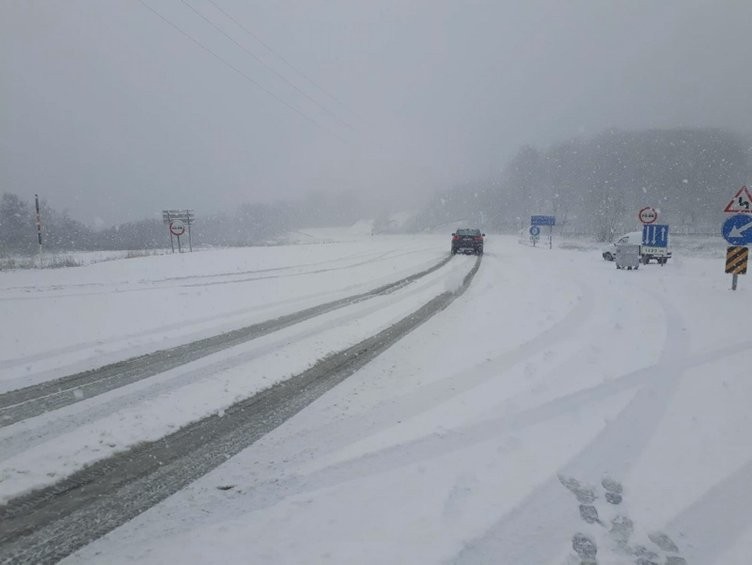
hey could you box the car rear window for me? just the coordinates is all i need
[457,229,481,236]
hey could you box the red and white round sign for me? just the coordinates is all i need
[169,220,186,236]
[638,207,658,224]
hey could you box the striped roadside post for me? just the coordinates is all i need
[725,246,749,291]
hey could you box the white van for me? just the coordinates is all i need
[602,231,672,265]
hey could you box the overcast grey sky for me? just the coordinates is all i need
[2,0,751,225]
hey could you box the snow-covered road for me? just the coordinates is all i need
[2,230,751,564]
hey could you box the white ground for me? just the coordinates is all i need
[1,228,750,564]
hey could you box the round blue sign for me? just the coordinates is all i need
[529,225,541,236]
[722,214,752,245]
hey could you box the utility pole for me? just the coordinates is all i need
[34,194,43,267]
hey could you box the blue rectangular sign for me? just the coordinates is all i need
[642,224,669,248]
[531,215,556,226]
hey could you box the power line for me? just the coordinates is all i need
[205,0,354,115]
[137,0,346,141]
[180,0,354,131]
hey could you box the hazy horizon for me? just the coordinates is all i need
[3,0,752,225]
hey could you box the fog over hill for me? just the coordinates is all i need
[2,127,750,253]
[409,128,752,240]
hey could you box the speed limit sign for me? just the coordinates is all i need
[169,220,186,236]
[638,207,658,224]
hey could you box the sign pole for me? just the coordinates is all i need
[732,273,739,291]
[168,212,175,254]
[34,194,43,267]
[187,212,193,252]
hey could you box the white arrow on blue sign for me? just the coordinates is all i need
[529,225,541,236]
[642,224,669,247]
[722,214,752,245]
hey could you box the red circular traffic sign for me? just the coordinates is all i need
[638,207,658,224]
[169,220,186,236]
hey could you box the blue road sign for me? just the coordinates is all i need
[722,214,752,245]
[642,224,669,248]
[529,225,541,236]
[531,215,555,226]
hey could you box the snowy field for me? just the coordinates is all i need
[1,228,750,564]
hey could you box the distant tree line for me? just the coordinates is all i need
[407,127,752,240]
[0,189,368,254]
[0,193,96,254]
[3,127,750,253]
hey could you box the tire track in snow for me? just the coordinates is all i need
[139,247,382,283]
[0,257,483,564]
[255,262,597,467]
[0,247,375,294]
[0,246,436,301]
[188,315,728,565]
[453,285,691,563]
[0,255,452,427]
[665,458,752,564]
[178,247,439,288]
[0,287,334,372]
[0,250,445,385]
[146,276,733,564]
[0,257,473,462]
[122,325,746,548]
[0,248,411,371]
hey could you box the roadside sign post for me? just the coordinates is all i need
[638,206,658,225]
[725,246,748,291]
[721,214,752,246]
[169,220,186,253]
[722,188,752,290]
[166,211,174,253]
[529,225,540,247]
[162,210,195,253]
[723,186,752,214]
[721,214,752,290]
[642,224,669,247]
[641,224,670,265]
[531,215,556,249]
[34,194,43,267]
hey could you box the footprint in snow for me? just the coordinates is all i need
[558,474,687,565]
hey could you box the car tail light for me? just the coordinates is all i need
[452,235,460,240]
[474,236,483,242]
